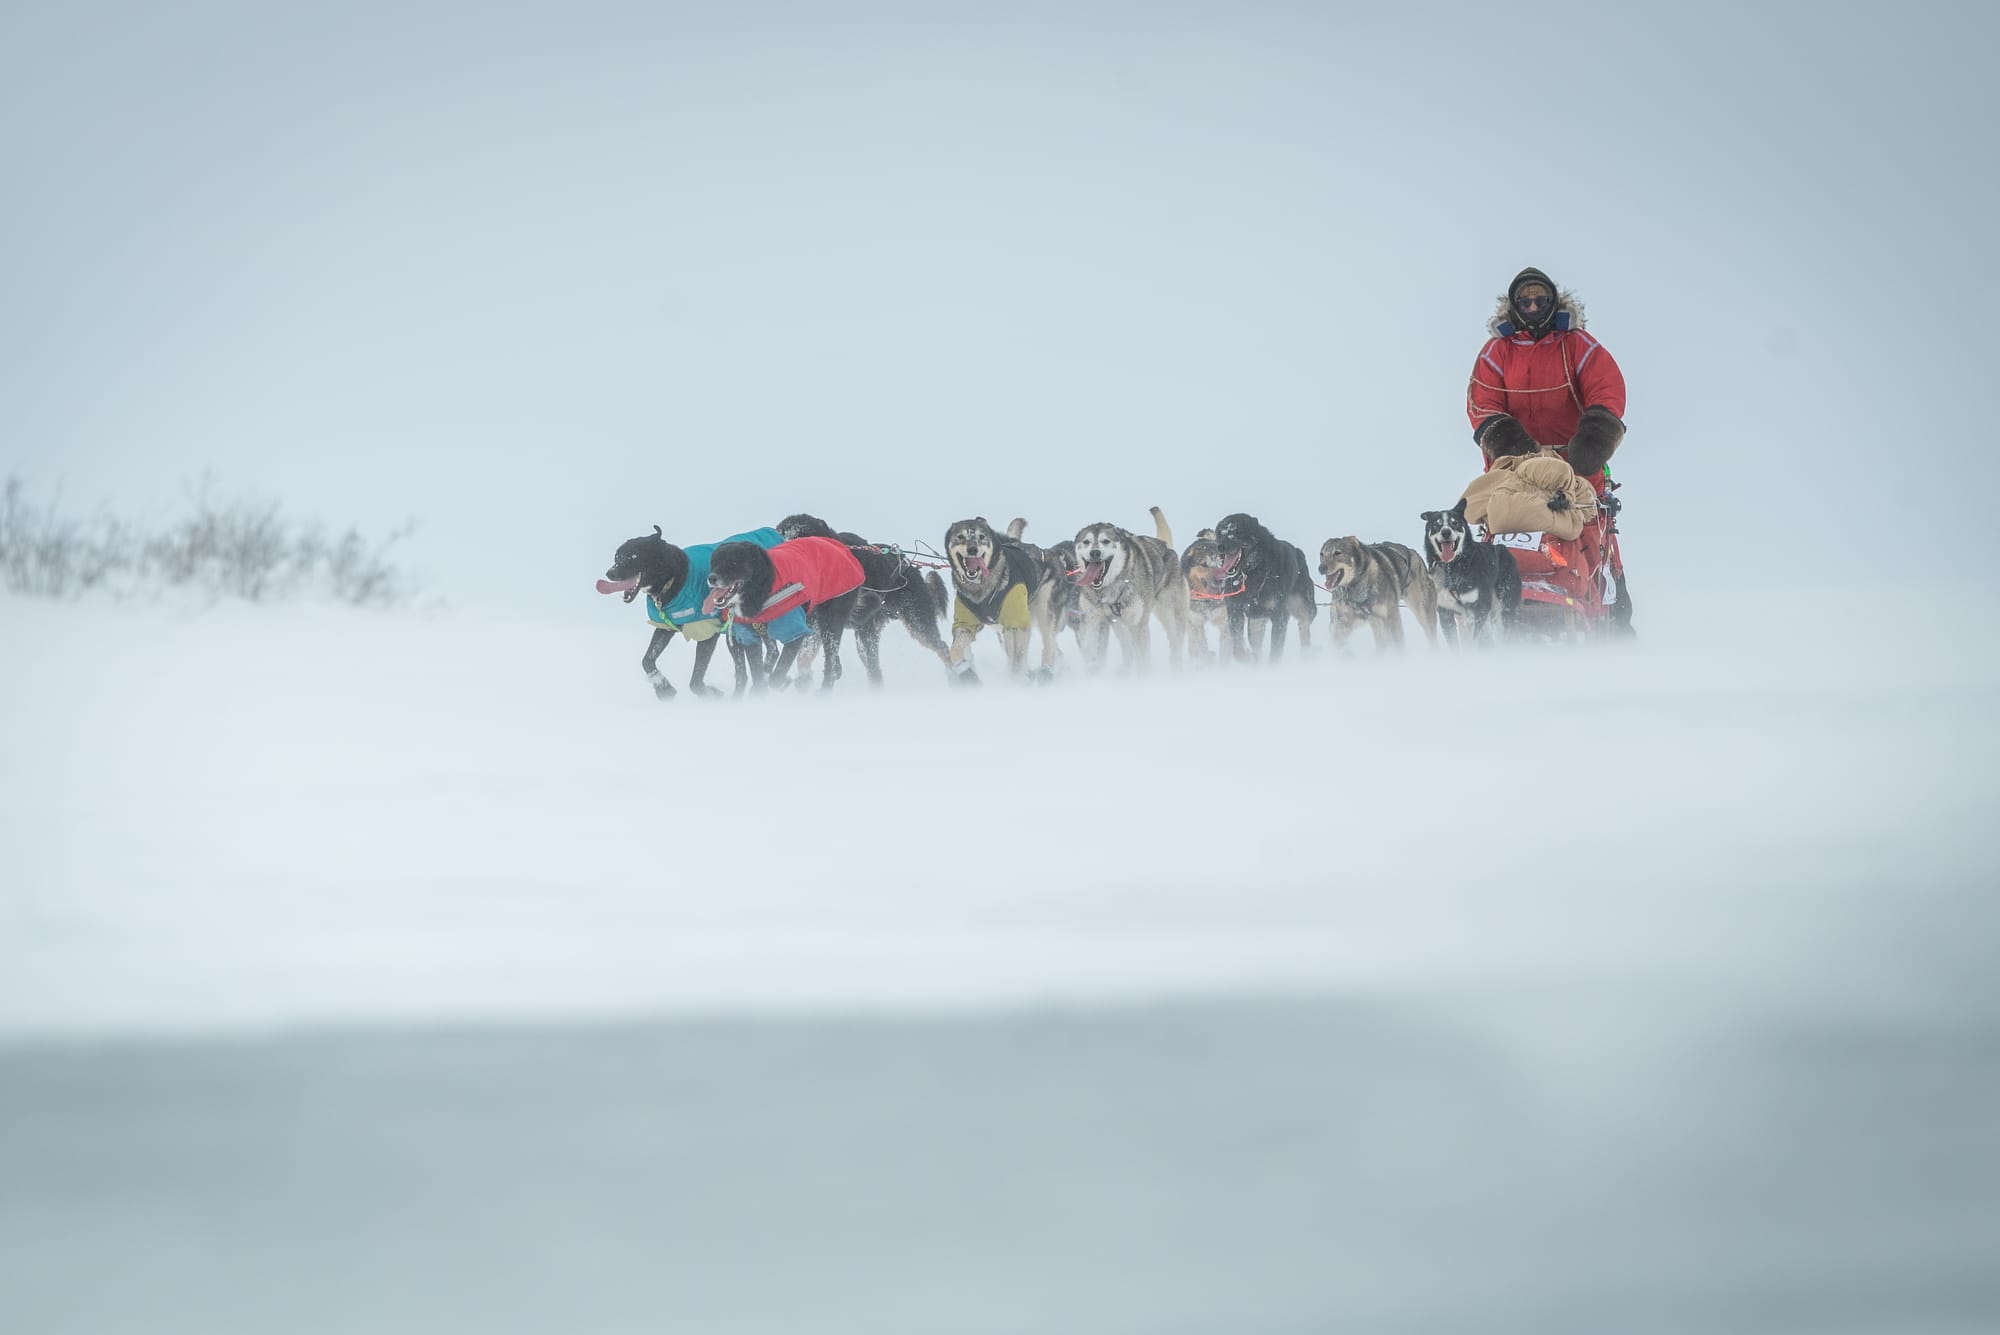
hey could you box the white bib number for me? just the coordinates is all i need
[1489,530,1545,552]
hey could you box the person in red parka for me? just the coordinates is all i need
[1465,267,1627,478]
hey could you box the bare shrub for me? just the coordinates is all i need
[0,475,417,607]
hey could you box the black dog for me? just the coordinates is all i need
[1212,512,1319,662]
[705,538,895,692]
[775,514,953,677]
[1007,519,1080,654]
[1419,499,1522,647]
[603,527,752,699]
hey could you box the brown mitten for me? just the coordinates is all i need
[1475,414,1537,459]
[1567,405,1626,475]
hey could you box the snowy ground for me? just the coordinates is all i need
[3,585,1997,1332]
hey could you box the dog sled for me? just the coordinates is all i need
[1482,470,1631,639]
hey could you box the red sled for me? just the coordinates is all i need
[1482,471,1632,640]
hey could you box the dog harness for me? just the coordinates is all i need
[730,606,812,646]
[1333,584,1387,616]
[954,581,1032,632]
[648,527,786,641]
[1189,576,1246,601]
[952,542,1040,632]
[1102,582,1134,619]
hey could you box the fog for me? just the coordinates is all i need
[0,583,1992,1037]
[4,3,1999,1331]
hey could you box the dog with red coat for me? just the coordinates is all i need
[703,536,871,692]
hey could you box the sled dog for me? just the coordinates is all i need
[1317,536,1438,652]
[775,513,953,677]
[601,526,761,699]
[1006,518,1080,661]
[1419,499,1521,647]
[704,537,869,691]
[1211,513,1317,662]
[941,516,1061,683]
[1179,528,1241,665]
[1070,507,1186,674]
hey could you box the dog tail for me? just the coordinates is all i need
[1149,506,1173,548]
[1006,518,1028,541]
[926,570,950,619]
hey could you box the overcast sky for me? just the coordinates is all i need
[5,1,1994,613]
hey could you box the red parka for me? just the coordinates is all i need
[1465,294,1626,449]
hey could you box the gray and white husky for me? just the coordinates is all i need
[1070,507,1187,674]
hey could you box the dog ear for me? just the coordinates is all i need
[1420,511,1437,523]
[652,525,663,539]
[1450,498,1468,518]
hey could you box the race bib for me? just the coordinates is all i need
[1489,530,1544,552]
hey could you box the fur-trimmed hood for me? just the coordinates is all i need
[1488,289,1587,339]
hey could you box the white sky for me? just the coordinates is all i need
[5,1,1996,615]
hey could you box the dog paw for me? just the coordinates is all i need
[951,669,982,688]
[1027,667,1054,686]
[692,684,724,700]
[650,681,677,701]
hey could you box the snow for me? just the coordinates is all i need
[4,585,1992,1038]
[3,583,1997,1333]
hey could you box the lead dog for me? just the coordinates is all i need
[1317,536,1438,653]
[1212,513,1317,663]
[1420,499,1521,647]
[600,526,767,699]
[1071,507,1186,674]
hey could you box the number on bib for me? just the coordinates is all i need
[1490,530,1544,552]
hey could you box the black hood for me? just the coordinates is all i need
[1489,271,1585,339]
[1507,267,1559,336]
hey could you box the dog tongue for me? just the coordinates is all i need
[1083,560,1107,584]
[1438,541,1457,563]
[701,588,725,615]
[597,577,640,595]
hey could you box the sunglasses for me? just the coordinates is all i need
[1514,292,1552,313]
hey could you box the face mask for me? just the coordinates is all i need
[1512,289,1553,330]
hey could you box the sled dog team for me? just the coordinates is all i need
[599,506,1524,698]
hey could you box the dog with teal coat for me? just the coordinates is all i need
[599,526,785,699]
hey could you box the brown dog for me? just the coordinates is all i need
[1318,536,1438,652]
[1179,528,1240,665]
